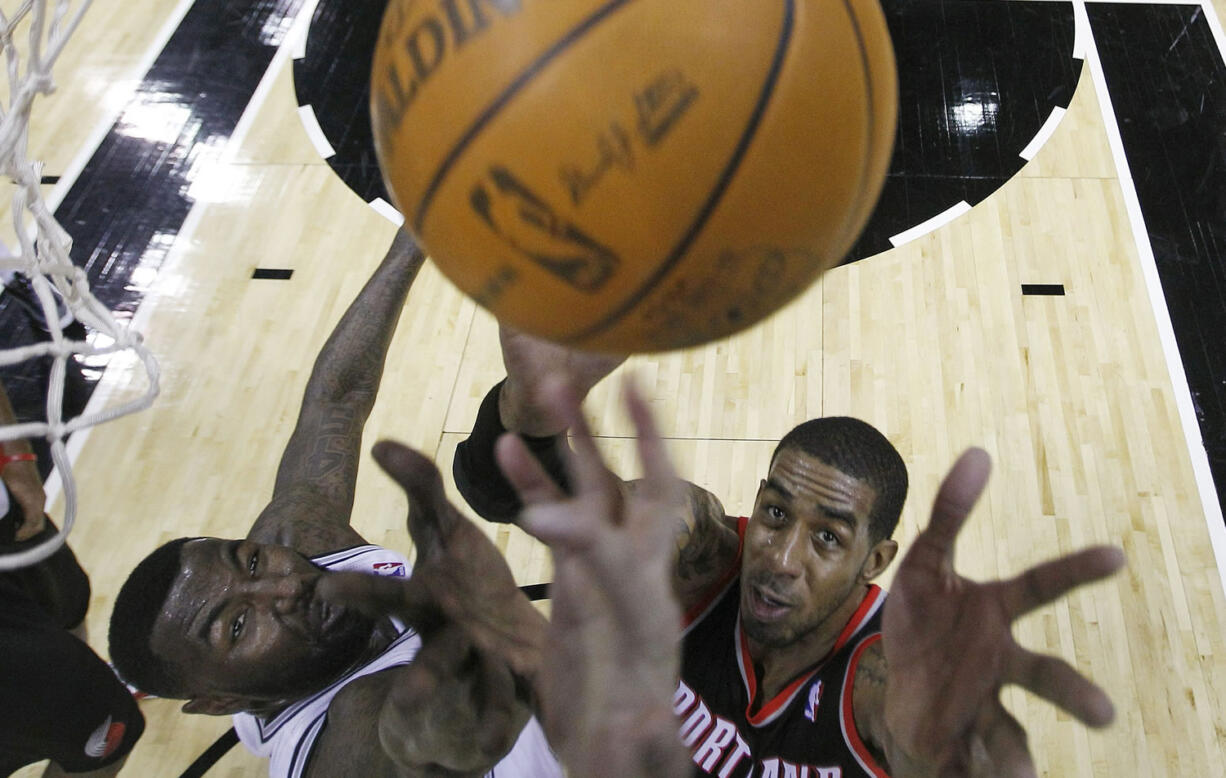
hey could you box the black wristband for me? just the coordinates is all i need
[453,379,571,522]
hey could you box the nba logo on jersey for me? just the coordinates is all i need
[804,680,824,723]
[372,561,406,577]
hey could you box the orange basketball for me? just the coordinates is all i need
[370,0,897,353]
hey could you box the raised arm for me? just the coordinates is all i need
[852,449,1124,777]
[479,330,742,607]
[310,441,549,777]
[499,376,690,777]
[247,230,426,556]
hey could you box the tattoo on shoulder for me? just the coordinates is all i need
[855,640,888,691]
[852,639,892,766]
[675,486,736,588]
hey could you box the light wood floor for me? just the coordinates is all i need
[9,0,1226,775]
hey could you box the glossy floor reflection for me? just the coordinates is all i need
[1090,2,1226,505]
[0,0,305,462]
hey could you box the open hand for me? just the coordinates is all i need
[882,448,1125,777]
[318,440,546,696]
[498,376,689,778]
[375,624,527,774]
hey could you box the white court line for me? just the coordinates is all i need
[32,0,198,511]
[44,0,199,213]
[297,104,336,160]
[43,0,321,511]
[888,201,972,248]
[369,197,405,227]
[1020,106,1067,161]
[1201,1,1226,61]
[224,0,322,160]
[1073,4,1086,59]
[0,0,198,309]
[1073,0,1226,596]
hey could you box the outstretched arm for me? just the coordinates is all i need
[499,376,690,778]
[248,230,426,556]
[313,441,547,776]
[496,351,741,611]
[853,449,1125,777]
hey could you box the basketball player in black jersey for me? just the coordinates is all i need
[454,335,1125,778]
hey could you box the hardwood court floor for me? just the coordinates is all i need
[8,0,1226,775]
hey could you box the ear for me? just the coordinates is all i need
[181,694,250,716]
[858,538,898,582]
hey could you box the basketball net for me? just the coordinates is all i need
[0,0,160,569]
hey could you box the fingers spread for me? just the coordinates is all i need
[372,439,458,547]
[1000,545,1125,619]
[537,375,612,498]
[317,571,438,627]
[623,376,683,539]
[519,502,601,553]
[497,433,568,507]
[1006,647,1115,728]
[920,447,992,558]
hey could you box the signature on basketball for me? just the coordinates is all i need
[638,246,804,348]
[558,69,700,206]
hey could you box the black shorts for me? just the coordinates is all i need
[0,522,145,775]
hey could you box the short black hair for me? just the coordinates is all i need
[771,417,908,543]
[109,537,198,698]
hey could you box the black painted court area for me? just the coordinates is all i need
[0,0,305,474]
[0,1,1222,531]
[296,0,1083,266]
[1090,3,1226,508]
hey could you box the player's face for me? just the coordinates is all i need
[150,538,376,704]
[740,448,881,650]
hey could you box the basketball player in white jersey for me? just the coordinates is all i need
[108,232,561,778]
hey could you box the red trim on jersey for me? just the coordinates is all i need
[841,633,890,777]
[681,517,748,628]
[737,584,887,728]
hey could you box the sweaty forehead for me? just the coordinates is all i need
[766,448,877,522]
[152,539,230,647]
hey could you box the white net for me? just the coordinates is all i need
[0,0,159,569]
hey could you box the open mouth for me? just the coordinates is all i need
[746,583,793,622]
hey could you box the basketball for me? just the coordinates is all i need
[370,0,897,353]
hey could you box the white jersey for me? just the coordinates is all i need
[233,544,561,778]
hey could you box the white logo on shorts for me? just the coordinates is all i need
[84,716,114,758]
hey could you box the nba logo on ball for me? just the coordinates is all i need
[371,0,898,353]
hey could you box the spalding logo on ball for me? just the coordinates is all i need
[371,0,897,353]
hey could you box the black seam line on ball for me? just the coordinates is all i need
[834,0,879,252]
[562,0,797,344]
[412,0,640,234]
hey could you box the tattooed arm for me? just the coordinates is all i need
[247,230,426,557]
[625,478,741,614]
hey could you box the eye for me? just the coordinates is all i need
[765,505,786,523]
[248,549,259,577]
[231,611,247,642]
[815,529,840,548]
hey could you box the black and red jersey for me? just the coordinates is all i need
[677,517,889,778]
